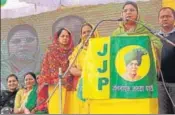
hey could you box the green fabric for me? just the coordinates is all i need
[35,110,47,114]
[1,0,7,6]
[77,78,86,102]
[124,48,147,66]
[110,36,158,98]
[35,72,40,76]
[25,84,38,111]
[112,22,162,56]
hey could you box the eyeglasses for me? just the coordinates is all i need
[123,9,136,13]
[10,37,37,44]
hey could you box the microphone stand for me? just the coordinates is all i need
[58,68,62,114]
[46,18,123,107]
[126,18,175,107]
[126,18,175,47]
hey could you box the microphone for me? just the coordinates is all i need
[125,18,175,47]
[125,18,175,107]
[80,17,123,48]
[56,17,123,80]
[46,17,123,102]
[64,17,124,77]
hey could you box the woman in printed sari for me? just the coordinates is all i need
[65,23,99,114]
[27,28,74,114]
[13,72,36,114]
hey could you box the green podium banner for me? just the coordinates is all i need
[81,35,158,99]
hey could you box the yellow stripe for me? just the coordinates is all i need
[83,37,110,99]
[162,0,175,9]
[87,98,158,114]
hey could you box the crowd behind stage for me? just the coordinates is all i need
[1,1,175,114]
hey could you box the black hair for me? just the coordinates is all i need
[24,72,36,81]
[57,28,71,39]
[122,1,138,13]
[6,74,18,82]
[158,7,175,18]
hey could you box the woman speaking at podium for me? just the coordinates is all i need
[112,1,162,64]
[95,1,162,114]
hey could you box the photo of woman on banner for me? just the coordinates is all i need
[123,48,147,81]
[7,24,41,81]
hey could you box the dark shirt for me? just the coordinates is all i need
[0,90,18,110]
[158,29,175,83]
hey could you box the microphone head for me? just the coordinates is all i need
[117,18,123,21]
[124,17,130,22]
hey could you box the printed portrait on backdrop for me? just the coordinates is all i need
[1,24,42,87]
[52,15,86,46]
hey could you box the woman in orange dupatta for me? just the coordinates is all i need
[33,28,74,113]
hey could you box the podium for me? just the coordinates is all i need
[48,35,159,114]
[48,85,82,114]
